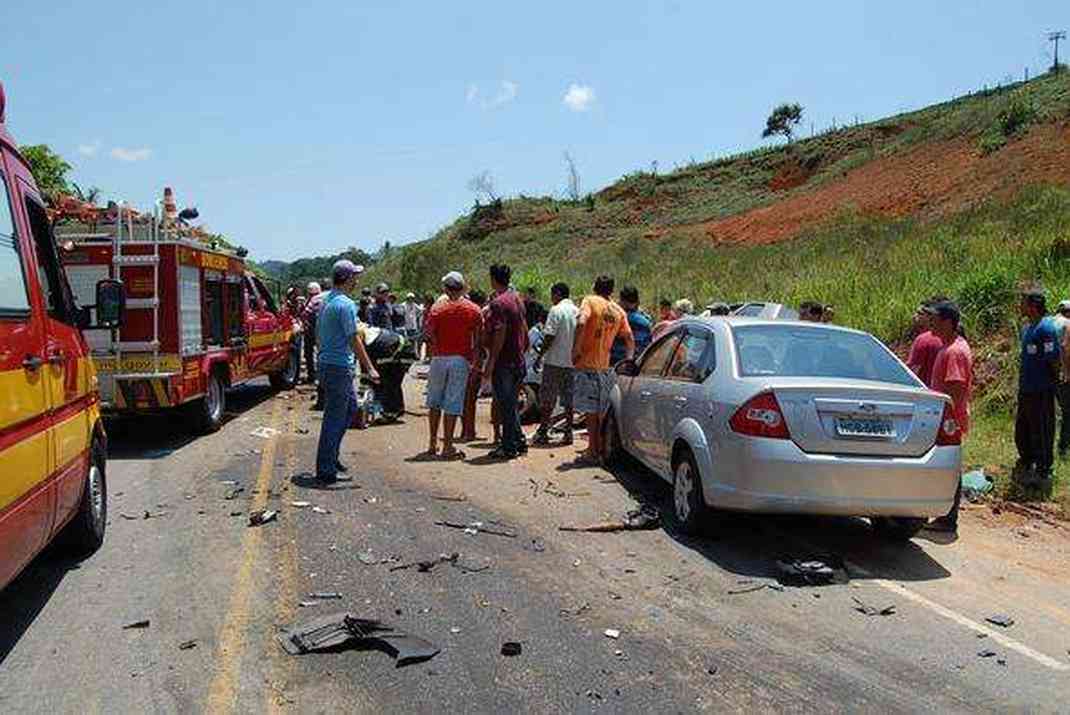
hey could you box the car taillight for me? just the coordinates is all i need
[730,391,790,439]
[935,402,961,446]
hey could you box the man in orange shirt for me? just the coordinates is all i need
[572,275,635,465]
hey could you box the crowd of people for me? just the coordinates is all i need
[286,259,1061,540]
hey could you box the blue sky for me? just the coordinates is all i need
[2,0,1063,260]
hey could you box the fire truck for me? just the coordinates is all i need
[55,188,298,432]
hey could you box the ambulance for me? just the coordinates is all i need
[0,82,124,590]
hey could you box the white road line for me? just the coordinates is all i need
[847,560,1070,672]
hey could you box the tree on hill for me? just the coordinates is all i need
[762,103,804,144]
[19,144,72,202]
[467,170,498,203]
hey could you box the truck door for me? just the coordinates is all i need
[0,170,52,588]
[243,274,276,374]
[21,187,92,530]
[250,275,285,370]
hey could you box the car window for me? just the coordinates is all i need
[0,174,31,317]
[731,324,918,386]
[734,303,766,317]
[639,334,680,377]
[24,194,76,324]
[665,332,715,383]
[244,276,261,311]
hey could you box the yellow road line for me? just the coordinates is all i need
[266,407,301,713]
[205,400,283,714]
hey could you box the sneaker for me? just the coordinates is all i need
[336,461,349,474]
[531,431,551,446]
[487,447,518,461]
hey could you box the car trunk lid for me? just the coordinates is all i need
[770,381,947,457]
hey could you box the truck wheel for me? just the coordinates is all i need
[671,447,708,535]
[190,370,226,433]
[269,347,298,391]
[59,437,107,557]
[871,516,926,542]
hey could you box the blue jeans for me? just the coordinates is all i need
[493,365,525,454]
[315,364,357,479]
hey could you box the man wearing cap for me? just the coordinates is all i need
[926,301,974,534]
[1015,289,1061,486]
[422,272,483,460]
[1054,300,1070,455]
[314,260,379,483]
[368,283,394,329]
[402,292,425,354]
[907,297,946,387]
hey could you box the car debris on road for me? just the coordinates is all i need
[558,505,660,533]
[775,556,849,586]
[249,509,278,527]
[277,612,440,667]
[435,520,518,538]
[123,620,150,630]
[985,614,1015,628]
[852,596,896,616]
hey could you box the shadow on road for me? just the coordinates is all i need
[106,382,279,460]
[0,551,83,665]
[603,456,951,584]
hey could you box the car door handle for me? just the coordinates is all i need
[22,355,44,371]
[673,396,688,407]
[48,350,66,366]
[639,390,653,399]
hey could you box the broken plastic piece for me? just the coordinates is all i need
[604,628,620,639]
[501,642,522,656]
[249,509,277,527]
[389,552,459,573]
[224,488,245,501]
[276,612,439,667]
[310,592,343,600]
[775,556,848,586]
[312,506,330,514]
[290,501,312,508]
[852,597,896,616]
[435,520,517,538]
[985,614,1015,628]
[179,640,197,650]
[123,620,150,630]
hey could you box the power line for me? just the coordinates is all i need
[1048,30,1067,72]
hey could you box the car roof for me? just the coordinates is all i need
[675,315,874,339]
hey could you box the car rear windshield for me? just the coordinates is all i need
[731,324,919,386]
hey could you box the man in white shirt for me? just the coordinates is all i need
[532,282,579,446]
[401,292,424,354]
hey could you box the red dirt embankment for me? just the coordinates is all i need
[703,123,1070,244]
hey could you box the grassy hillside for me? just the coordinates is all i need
[355,71,1070,511]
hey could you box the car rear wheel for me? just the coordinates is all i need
[871,516,926,542]
[190,370,225,433]
[270,347,298,391]
[671,447,707,535]
[59,437,107,557]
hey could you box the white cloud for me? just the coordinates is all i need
[466,80,518,109]
[563,83,596,112]
[110,146,152,162]
[77,141,101,157]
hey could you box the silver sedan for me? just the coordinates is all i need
[606,317,962,540]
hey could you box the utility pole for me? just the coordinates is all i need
[1049,30,1067,72]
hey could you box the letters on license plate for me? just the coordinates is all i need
[835,416,895,438]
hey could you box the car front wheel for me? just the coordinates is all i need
[59,437,107,557]
[671,447,708,535]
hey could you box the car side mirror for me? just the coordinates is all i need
[615,359,639,377]
[95,279,126,328]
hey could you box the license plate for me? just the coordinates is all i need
[835,416,895,438]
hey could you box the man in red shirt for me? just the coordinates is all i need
[926,300,973,534]
[907,298,946,386]
[423,271,483,460]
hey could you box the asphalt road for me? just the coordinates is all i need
[1,377,1069,713]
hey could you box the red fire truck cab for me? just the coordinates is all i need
[57,191,298,432]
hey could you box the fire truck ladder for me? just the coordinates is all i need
[112,202,161,374]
